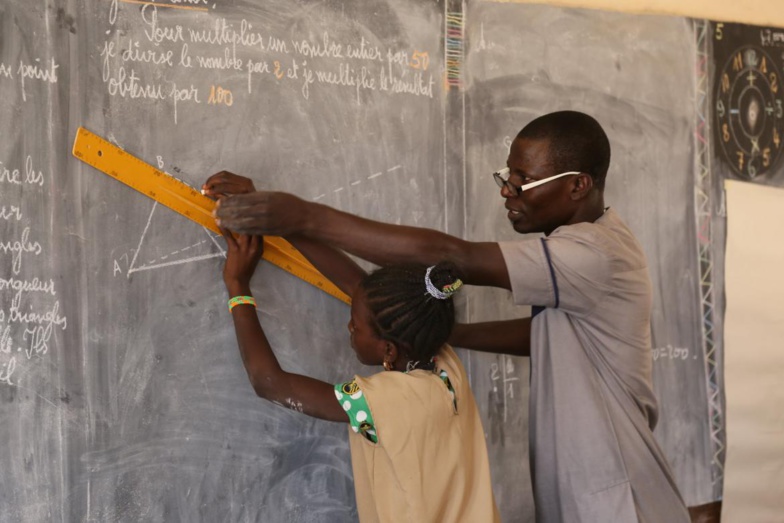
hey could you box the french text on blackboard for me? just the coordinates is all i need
[99,4,436,124]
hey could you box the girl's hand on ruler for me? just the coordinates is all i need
[220,225,264,290]
[202,171,256,199]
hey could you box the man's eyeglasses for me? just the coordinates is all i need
[493,168,581,195]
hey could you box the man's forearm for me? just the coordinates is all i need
[285,234,366,297]
[214,191,511,288]
[303,202,510,288]
[305,203,458,266]
[449,318,532,357]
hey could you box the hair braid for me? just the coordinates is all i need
[360,261,462,364]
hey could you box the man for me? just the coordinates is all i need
[205,111,690,522]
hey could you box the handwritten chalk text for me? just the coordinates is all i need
[186,18,265,51]
[0,357,16,386]
[652,345,690,361]
[169,82,201,124]
[98,6,438,122]
[107,66,165,100]
[17,58,59,102]
[0,156,45,186]
[0,205,23,222]
[122,38,174,67]
[0,227,43,275]
[0,276,57,303]
[0,62,12,78]
[142,6,186,44]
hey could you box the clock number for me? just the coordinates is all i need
[722,123,730,142]
[763,147,772,167]
[736,151,745,171]
[715,23,724,41]
[717,100,726,118]
[722,73,730,93]
[771,73,779,94]
[774,127,781,149]
[748,162,757,177]
[732,52,743,72]
[777,100,783,118]
[761,57,768,74]
[751,137,761,155]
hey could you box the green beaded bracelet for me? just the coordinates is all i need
[228,295,256,312]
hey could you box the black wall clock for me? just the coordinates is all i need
[714,23,784,181]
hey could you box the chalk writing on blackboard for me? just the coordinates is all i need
[0,55,60,101]
[652,345,693,362]
[490,355,519,422]
[474,23,497,53]
[0,62,12,79]
[1,153,68,387]
[100,4,436,123]
[0,156,46,187]
[17,58,60,102]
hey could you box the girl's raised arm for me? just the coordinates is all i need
[221,228,349,423]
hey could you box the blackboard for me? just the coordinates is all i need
[1,1,715,521]
[1,1,447,521]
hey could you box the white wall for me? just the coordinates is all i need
[491,0,784,29]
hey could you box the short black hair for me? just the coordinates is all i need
[517,111,611,189]
[359,262,461,366]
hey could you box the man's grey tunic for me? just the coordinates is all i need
[499,209,689,523]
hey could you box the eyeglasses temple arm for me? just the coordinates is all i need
[520,171,581,192]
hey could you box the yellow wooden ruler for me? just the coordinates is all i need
[72,126,350,304]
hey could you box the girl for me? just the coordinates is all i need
[219,228,500,522]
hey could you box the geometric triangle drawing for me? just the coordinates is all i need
[127,202,226,278]
[85,132,227,278]
[310,164,402,202]
[124,161,405,278]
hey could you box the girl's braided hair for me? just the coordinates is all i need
[359,261,463,365]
